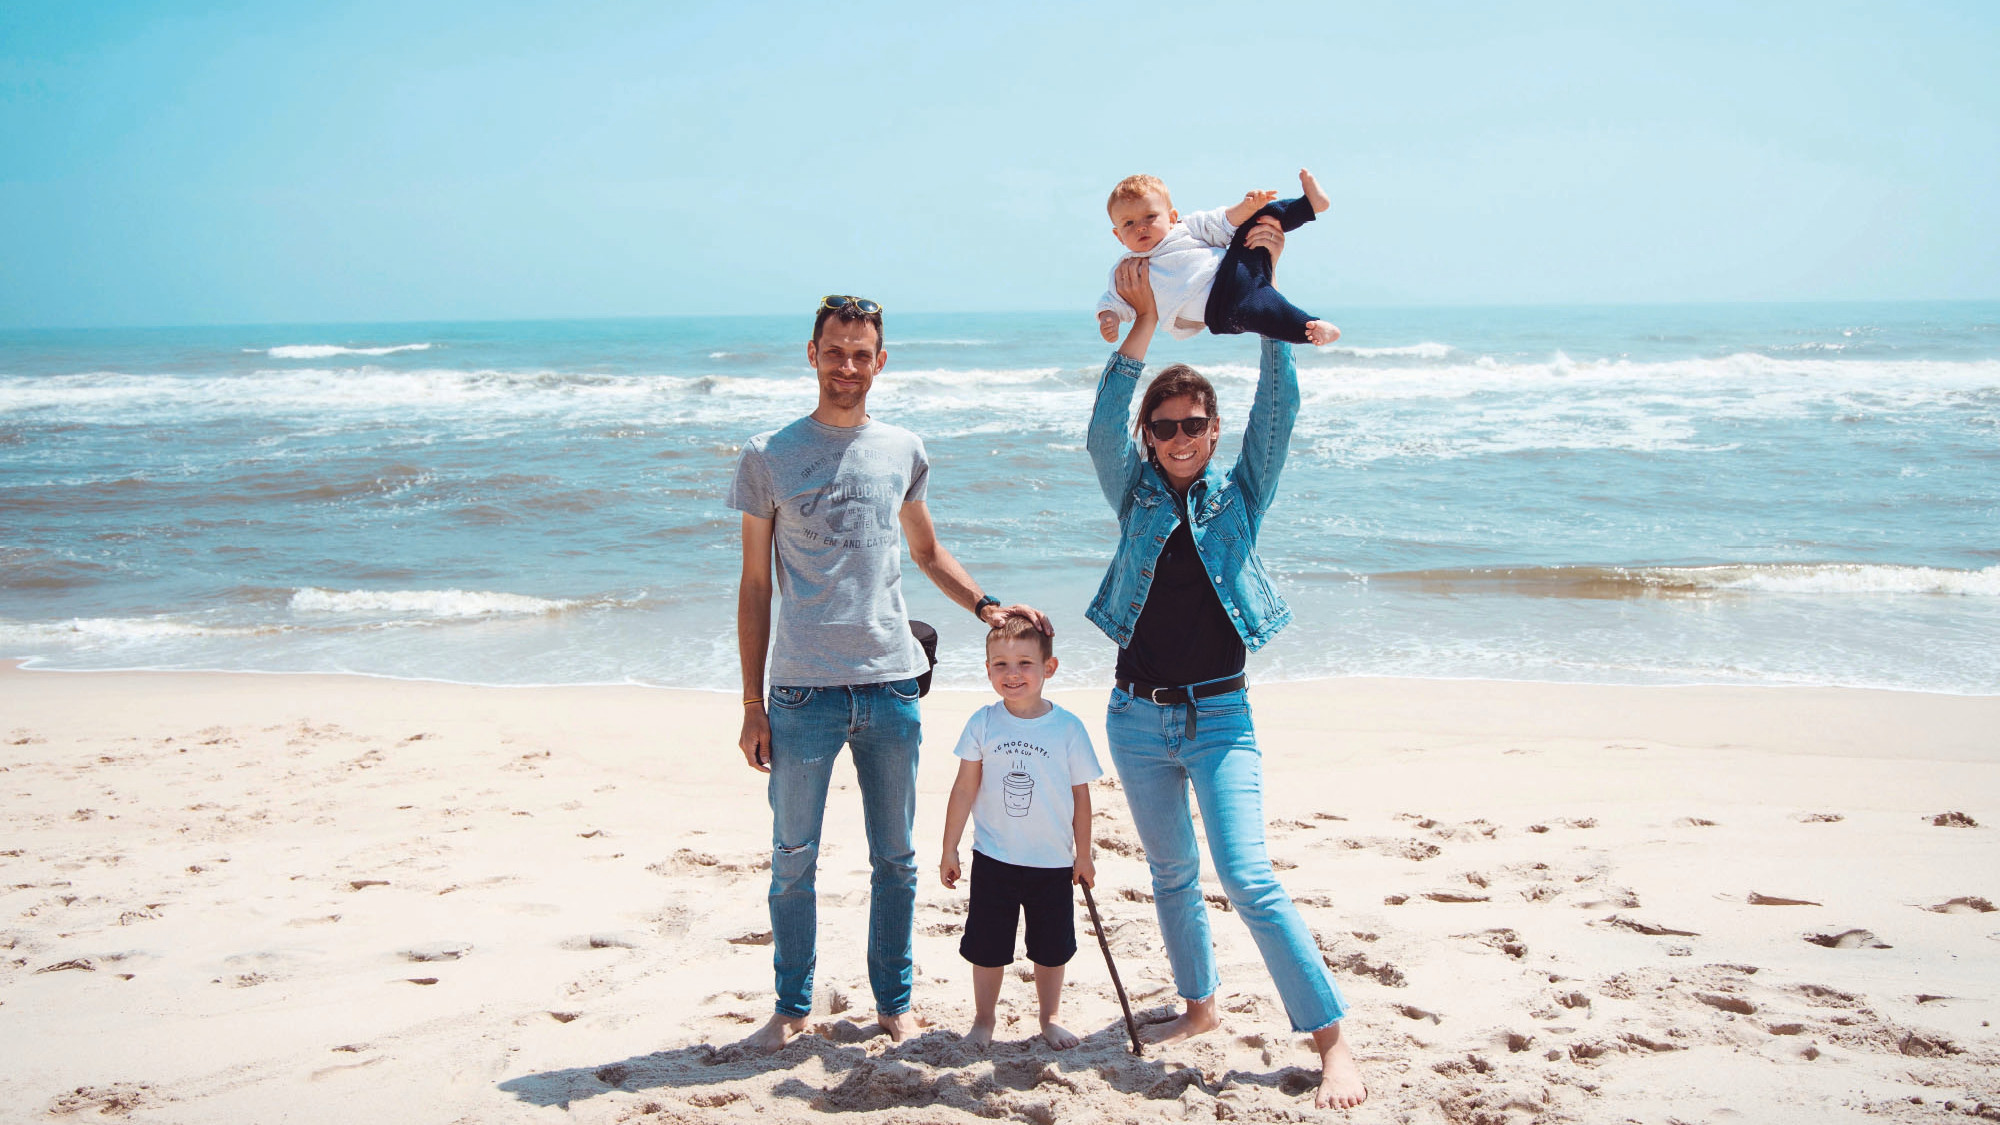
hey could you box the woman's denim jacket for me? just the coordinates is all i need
[1085,337,1300,655]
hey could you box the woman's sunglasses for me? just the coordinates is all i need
[1145,416,1214,441]
[819,295,882,315]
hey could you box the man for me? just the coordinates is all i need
[729,295,1047,1051]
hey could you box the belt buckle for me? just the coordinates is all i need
[1150,686,1173,705]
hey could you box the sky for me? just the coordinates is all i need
[2,1,1996,328]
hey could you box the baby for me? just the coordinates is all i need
[1096,170,1340,347]
[939,616,1101,1048]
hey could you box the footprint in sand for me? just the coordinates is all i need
[1595,915,1698,937]
[47,1084,156,1116]
[1747,892,1822,906]
[400,942,471,963]
[1926,896,1995,915]
[1805,928,1891,949]
[1930,811,1978,827]
[561,932,643,950]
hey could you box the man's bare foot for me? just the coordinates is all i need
[878,1010,922,1043]
[1039,1020,1080,1049]
[964,1018,995,1048]
[743,1013,808,1054]
[1299,168,1331,213]
[1305,320,1341,346]
[1142,996,1220,1045]
[1311,1020,1368,1109]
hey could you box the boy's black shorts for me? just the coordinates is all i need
[960,850,1077,968]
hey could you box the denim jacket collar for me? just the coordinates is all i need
[1138,459,1228,523]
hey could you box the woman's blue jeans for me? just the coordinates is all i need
[765,679,922,1020]
[1105,686,1348,1032]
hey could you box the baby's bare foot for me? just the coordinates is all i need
[1305,321,1341,346]
[1039,1021,1080,1050]
[1299,168,1331,213]
[964,1019,995,1048]
[742,1013,808,1054]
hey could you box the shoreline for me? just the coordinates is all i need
[2,664,1994,1122]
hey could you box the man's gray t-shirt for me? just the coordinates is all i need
[729,416,931,687]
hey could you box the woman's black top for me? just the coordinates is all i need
[1113,496,1246,687]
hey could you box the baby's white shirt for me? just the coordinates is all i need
[1096,206,1238,341]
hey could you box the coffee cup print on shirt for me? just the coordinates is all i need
[1003,768,1034,817]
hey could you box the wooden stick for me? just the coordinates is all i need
[1080,882,1142,1055]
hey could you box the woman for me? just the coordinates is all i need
[1085,223,1365,1110]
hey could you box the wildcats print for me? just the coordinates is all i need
[789,446,907,550]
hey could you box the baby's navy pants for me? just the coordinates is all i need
[1203,195,1319,344]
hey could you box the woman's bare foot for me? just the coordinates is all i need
[878,1010,922,1043]
[1142,996,1220,1045]
[1311,1020,1368,1109]
[964,1018,995,1048]
[1305,321,1341,346]
[743,1013,808,1054]
[1299,168,1331,213]
[1039,1020,1080,1049]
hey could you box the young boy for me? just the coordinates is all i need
[1095,169,1341,347]
[939,616,1101,1049]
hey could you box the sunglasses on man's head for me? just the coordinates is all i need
[1145,416,1214,441]
[819,295,882,315]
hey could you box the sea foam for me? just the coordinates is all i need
[288,587,577,617]
[260,343,434,359]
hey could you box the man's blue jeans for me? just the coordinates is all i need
[765,679,922,1020]
[1105,685,1348,1032]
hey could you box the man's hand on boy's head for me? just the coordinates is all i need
[981,602,1054,636]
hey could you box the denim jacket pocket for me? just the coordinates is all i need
[769,685,815,710]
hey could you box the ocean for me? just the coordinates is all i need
[2,304,1995,695]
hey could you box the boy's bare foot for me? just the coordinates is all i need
[964,1018,995,1048]
[1299,168,1331,213]
[743,1013,808,1054]
[878,1010,922,1043]
[1142,996,1219,1045]
[1305,321,1341,346]
[1039,1021,1080,1049]
[1311,1020,1368,1109]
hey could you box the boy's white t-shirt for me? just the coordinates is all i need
[954,700,1103,870]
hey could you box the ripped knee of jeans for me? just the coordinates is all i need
[770,838,819,890]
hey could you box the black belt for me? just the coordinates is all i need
[1117,675,1247,738]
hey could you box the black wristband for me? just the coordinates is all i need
[972,594,1000,618]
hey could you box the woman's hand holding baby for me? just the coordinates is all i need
[1243,215,1285,270]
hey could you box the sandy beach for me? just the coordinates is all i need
[2,663,1995,1123]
